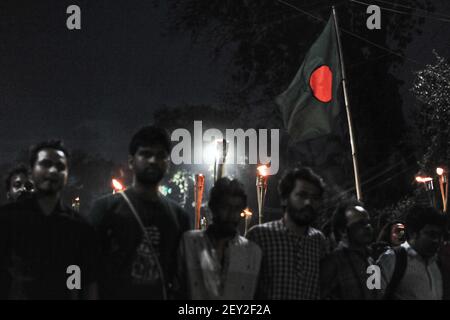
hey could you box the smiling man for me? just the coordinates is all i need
[0,140,99,300]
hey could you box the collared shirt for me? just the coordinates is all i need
[320,241,382,300]
[0,194,99,300]
[378,241,443,300]
[246,218,327,300]
[176,229,262,300]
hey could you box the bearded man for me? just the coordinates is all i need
[88,126,191,299]
[246,167,328,300]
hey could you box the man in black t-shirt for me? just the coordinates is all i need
[0,140,99,300]
[88,126,191,300]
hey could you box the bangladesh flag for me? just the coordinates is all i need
[276,14,342,143]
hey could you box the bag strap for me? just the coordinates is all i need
[118,190,168,300]
[119,191,150,243]
[384,246,407,299]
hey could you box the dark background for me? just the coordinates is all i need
[0,0,449,224]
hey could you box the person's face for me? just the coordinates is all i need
[212,195,245,237]
[390,223,406,246]
[31,149,68,195]
[285,179,322,226]
[129,145,169,186]
[8,173,29,201]
[215,195,244,226]
[410,224,443,258]
[346,206,373,246]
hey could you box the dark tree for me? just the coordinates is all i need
[411,52,450,173]
[167,0,433,208]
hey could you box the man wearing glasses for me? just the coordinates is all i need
[320,201,382,300]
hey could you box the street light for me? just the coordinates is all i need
[203,139,229,182]
[415,175,435,208]
[214,139,229,182]
[415,176,433,184]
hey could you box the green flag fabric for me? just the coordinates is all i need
[276,14,342,143]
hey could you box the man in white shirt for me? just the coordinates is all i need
[176,178,262,300]
[378,206,447,300]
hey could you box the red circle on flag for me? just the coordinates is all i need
[309,65,333,103]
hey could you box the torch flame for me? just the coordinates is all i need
[257,164,269,177]
[437,168,444,176]
[241,208,252,218]
[415,176,433,183]
[74,197,80,201]
[112,178,124,191]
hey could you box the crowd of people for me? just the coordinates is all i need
[0,125,449,300]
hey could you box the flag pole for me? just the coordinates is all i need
[332,6,363,201]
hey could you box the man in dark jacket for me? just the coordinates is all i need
[320,201,382,300]
[0,140,99,300]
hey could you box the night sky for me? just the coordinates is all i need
[0,0,449,165]
[0,0,229,164]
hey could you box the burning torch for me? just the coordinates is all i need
[112,178,124,194]
[256,164,269,225]
[437,167,448,213]
[241,208,253,235]
[194,174,205,230]
[415,175,435,208]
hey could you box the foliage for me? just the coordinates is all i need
[411,52,450,173]
[167,0,434,208]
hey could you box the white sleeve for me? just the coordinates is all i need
[376,248,396,293]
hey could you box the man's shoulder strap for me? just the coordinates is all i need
[385,246,408,299]
[118,190,148,237]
